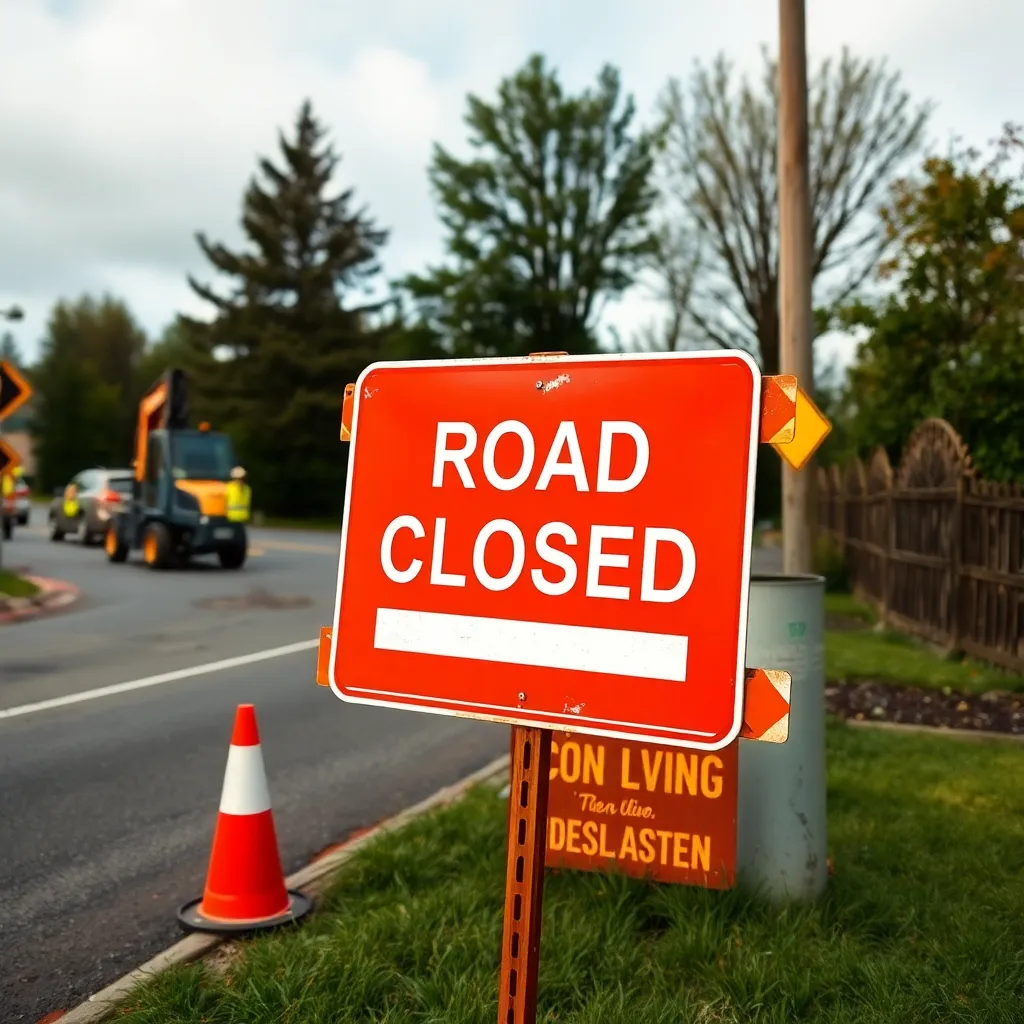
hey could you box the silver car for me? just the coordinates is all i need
[49,467,134,545]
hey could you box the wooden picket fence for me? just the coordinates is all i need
[816,418,1024,674]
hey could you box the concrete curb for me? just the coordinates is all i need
[57,753,512,1024]
[0,574,79,625]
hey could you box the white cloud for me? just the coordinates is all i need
[0,0,1021,367]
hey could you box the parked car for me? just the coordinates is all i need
[13,475,30,525]
[49,467,134,545]
[1,492,13,539]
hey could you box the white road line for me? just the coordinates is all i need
[0,639,319,721]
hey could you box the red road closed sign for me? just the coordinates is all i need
[328,351,760,749]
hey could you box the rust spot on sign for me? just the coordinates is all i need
[316,626,333,686]
[538,373,571,393]
[760,375,797,445]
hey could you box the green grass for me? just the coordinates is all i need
[824,592,878,627]
[823,594,1024,694]
[118,723,1024,1023]
[0,570,38,598]
[825,631,1024,693]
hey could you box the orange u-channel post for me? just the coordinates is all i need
[498,725,552,1024]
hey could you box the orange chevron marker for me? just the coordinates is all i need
[760,375,797,444]
[740,668,791,743]
[340,383,355,441]
[316,626,332,686]
[773,387,831,470]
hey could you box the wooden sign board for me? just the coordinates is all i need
[546,734,737,888]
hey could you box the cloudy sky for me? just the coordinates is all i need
[0,0,1020,369]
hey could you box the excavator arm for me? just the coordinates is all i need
[134,369,190,482]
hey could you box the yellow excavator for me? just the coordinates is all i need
[105,369,249,569]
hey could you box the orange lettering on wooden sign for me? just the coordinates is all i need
[545,735,738,889]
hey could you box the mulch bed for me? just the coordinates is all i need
[826,681,1024,735]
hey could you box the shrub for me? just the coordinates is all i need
[814,531,849,592]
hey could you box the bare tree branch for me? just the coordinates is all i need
[655,47,931,373]
[627,224,703,350]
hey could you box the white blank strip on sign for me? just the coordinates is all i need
[373,608,688,682]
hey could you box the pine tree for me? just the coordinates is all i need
[184,100,389,517]
[30,299,127,490]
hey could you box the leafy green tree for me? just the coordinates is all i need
[183,100,390,517]
[380,296,448,361]
[843,128,1024,479]
[811,352,858,468]
[402,54,660,357]
[75,295,147,420]
[136,318,195,393]
[30,299,131,490]
[28,295,146,487]
[656,48,930,373]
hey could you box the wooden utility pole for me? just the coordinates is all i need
[777,0,815,574]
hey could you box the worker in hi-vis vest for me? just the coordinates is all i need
[1,471,13,500]
[225,466,252,523]
[63,481,80,519]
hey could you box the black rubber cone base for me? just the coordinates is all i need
[176,889,313,935]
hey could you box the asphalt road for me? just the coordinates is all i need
[0,513,509,1023]
[0,510,783,1023]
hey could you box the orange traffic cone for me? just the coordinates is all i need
[177,704,312,933]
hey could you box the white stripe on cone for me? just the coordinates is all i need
[219,744,273,816]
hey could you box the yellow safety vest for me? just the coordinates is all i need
[63,484,80,518]
[1,474,12,498]
[225,481,251,522]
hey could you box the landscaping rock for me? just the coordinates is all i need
[827,680,1024,734]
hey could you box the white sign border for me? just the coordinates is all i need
[328,349,761,751]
